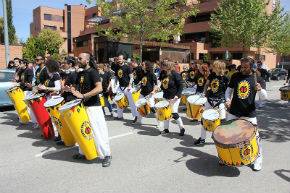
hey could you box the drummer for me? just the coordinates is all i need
[180,65,188,86]
[61,56,77,102]
[194,61,229,145]
[13,59,38,126]
[225,57,267,171]
[158,60,185,136]
[97,63,114,117]
[138,60,159,127]
[65,52,112,167]
[131,59,143,87]
[113,54,141,123]
[186,61,199,88]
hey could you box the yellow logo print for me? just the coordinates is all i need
[142,77,147,86]
[118,69,123,78]
[182,73,186,80]
[198,77,204,86]
[211,79,219,93]
[162,77,169,89]
[238,80,250,99]
[190,71,195,79]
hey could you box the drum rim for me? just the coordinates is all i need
[43,96,64,108]
[58,99,82,112]
[212,119,257,148]
[136,98,147,108]
[114,92,125,101]
[202,109,220,121]
[187,95,207,105]
[23,93,45,101]
[154,100,169,108]
[153,92,163,98]
[7,86,20,92]
[279,86,290,91]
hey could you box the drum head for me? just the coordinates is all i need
[58,99,82,112]
[7,86,19,92]
[202,109,219,121]
[154,100,169,108]
[136,98,147,108]
[44,96,64,108]
[153,92,163,99]
[187,95,207,105]
[279,86,290,91]
[212,119,256,148]
[23,93,45,101]
[114,93,125,101]
[182,90,195,95]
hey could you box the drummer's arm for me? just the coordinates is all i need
[107,80,112,92]
[225,87,233,107]
[257,77,267,100]
[83,82,102,99]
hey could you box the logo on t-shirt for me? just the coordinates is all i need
[211,79,219,93]
[133,70,137,79]
[182,73,186,80]
[142,77,147,86]
[238,80,250,99]
[198,77,204,86]
[21,74,24,83]
[100,77,103,82]
[190,71,195,79]
[80,76,84,90]
[44,79,49,86]
[162,77,169,89]
[118,69,123,78]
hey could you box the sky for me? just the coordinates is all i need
[0,0,290,43]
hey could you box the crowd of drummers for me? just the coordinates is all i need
[6,53,290,170]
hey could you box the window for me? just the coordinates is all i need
[188,13,211,23]
[92,13,96,17]
[211,53,223,60]
[232,53,243,60]
[44,14,52,21]
[76,40,88,47]
[44,25,57,30]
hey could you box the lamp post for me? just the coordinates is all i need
[2,0,10,68]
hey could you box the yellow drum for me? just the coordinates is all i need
[154,101,172,121]
[44,96,75,146]
[279,86,290,101]
[99,94,111,107]
[136,98,151,116]
[59,99,98,160]
[212,119,259,167]
[186,95,207,119]
[181,89,195,105]
[114,93,129,109]
[153,92,163,104]
[202,109,220,132]
[6,87,30,123]
[131,87,140,103]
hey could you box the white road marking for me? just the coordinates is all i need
[34,131,134,158]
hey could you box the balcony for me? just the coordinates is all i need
[183,21,210,34]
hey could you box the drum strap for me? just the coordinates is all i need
[208,98,225,108]
[120,87,126,92]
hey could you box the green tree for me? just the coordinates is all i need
[210,0,285,56]
[37,28,63,56]
[0,17,4,43]
[6,0,16,43]
[87,0,199,63]
[22,36,45,62]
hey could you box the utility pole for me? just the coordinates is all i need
[2,0,10,68]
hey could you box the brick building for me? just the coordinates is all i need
[0,44,23,69]
[30,0,278,69]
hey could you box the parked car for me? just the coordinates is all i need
[0,69,16,107]
[270,68,287,80]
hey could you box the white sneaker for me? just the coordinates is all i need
[253,157,262,171]
[33,123,39,129]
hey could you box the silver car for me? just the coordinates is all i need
[0,69,16,107]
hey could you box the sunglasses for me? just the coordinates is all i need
[78,57,82,61]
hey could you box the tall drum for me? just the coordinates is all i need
[23,93,54,139]
[186,95,207,119]
[279,86,290,101]
[212,119,259,167]
[6,87,30,123]
[58,99,98,160]
[44,96,75,146]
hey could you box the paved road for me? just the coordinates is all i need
[0,80,289,193]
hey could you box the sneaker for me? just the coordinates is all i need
[114,117,123,120]
[179,128,185,136]
[56,141,65,146]
[110,112,114,117]
[218,160,226,166]
[54,135,61,142]
[194,137,205,145]
[33,123,39,129]
[132,116,138,123]
[102,156,112,167]
[72,153,86,160]
[160,129,169,135]
[253,157,262,171]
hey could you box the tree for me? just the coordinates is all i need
[0,18,4,43]
[87,0,199,63]
[6,0,16,43]
[37,28,63,56]
[22,36,45,62]
[210,0,286,56]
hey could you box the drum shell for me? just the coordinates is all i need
[115,94,129,109]
[186,103,204,119]
[60,102,98,160]
[203,117,221,132]
[155,102,172,121]
[45,101,75,146]
[137,101,151,117]
[132,89,140,103]
[280,90,290,101]
[28,96,54,138]
[214,134,259,166]
[153,92,163,104]
[100,95,111,107]
[6,87,30,123]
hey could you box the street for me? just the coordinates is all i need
[0,80,289,193]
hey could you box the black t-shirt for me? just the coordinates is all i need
[19,68,34,91]
[100,71,111,93]
[35,66,49,85]
[194,73,206,93]
[44,73,61,88]
[180,71,188,81]
[116,64,132,87]
[207,73,229,99]
[140,71,157,96]
[132,66,143,85]
[228,72,266,117]
[258,68,268,81]
[62,70,77,102]
[159,71,184,99]
[187,69,198,82]
[111,62,119,76]
[76,68,101,107]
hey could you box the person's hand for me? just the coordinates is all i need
[226,100,231,109]
[107,87,110,92]
[37,84,46,90]
[173,96,178,101]
[63,85,72,92]
[127,84,132,92]
[25,82,32,88]
[31,89,38,94]
[71,89,83,99]
[255,83,262,91]
[13,82,20,87]
[9,79,16,82]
